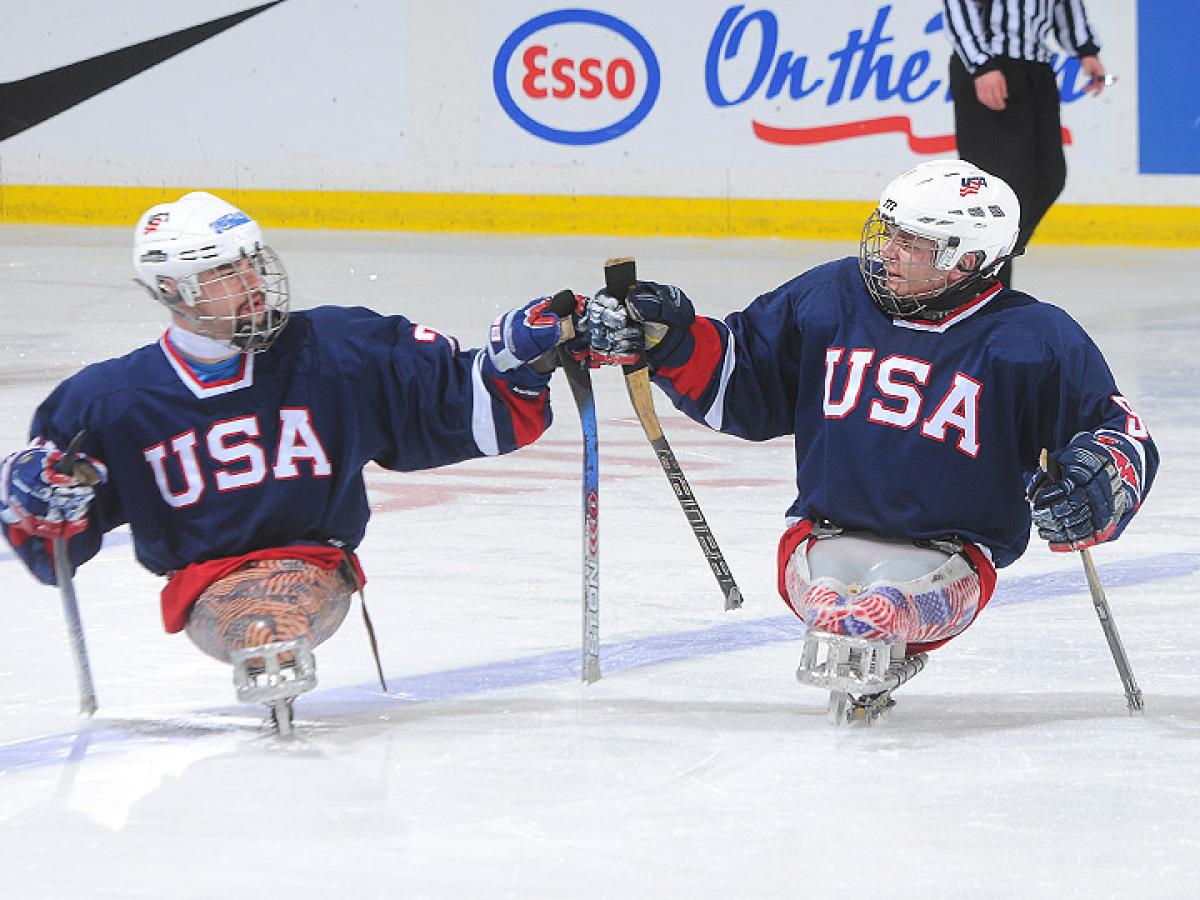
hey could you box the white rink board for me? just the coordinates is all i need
[2,0,1196,206]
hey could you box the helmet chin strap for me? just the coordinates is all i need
[229,308,285,352]
[906,248,1022,318]
[164,293,256,355]
[912,271,992,317]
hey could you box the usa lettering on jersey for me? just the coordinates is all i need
[143,408,330,508]
[823,347,981,457]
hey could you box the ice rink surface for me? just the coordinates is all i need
[1,225,1198,898]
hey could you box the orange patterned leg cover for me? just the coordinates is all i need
[184,558,354,663]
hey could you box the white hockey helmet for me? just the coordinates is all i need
[132,191,289,352]
[859,159,1020,317]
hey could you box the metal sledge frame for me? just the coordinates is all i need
[231,636,317,736]
[796,630,927,725]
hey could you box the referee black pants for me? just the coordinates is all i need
[949,54,1066,287]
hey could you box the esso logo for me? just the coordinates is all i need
[494,10,660,145]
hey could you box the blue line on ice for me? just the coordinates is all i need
[2,550,1197,773]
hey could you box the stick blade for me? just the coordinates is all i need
[724,586,744,611]
[582,658,601,685]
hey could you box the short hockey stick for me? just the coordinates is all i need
[1041,450,1144,713]
[53,431,101,716]
[358,589,389,693]
[536,291,601,682]
[605,258,744,610]
[1079,545,1144,713]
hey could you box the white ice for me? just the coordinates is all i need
[1,226,1198,898]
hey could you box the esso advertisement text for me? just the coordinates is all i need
[494,9,660,145]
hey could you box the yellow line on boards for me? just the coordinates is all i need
[1,185,1196,247]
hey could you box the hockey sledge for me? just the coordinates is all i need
[795,630,927,725]
[231,636,317,736]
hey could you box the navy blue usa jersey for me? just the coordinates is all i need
[648,258,1158,568]
[5,306,554,581]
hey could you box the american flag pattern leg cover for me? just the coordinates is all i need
[184,558,356,663]
[785,551,983,646]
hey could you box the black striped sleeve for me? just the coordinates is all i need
[1053,0,1101,57]
[1021,0,1053,61]
[942,0,998,74]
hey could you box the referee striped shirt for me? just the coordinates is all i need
[942,0,1101,74]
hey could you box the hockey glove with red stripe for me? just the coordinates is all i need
[587,281,695,368]
[483,290,584,392]
[1,442,108,540]
[1027,430,1144,552]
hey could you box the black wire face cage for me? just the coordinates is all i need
[858,210,959,318]
[187,245,290,352]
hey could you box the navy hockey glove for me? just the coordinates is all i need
[1027,431,1144,552]
[1,442,108,540]
[484,290,584,391]
[585,290,643,366]
[587,280,695,367]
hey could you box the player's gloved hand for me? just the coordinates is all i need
[484,290,584,391]
[1027,431,1143,552]
[1,442,108,540]
[585,290,643,366]
[587,281,695,367]
[556,294,593,367]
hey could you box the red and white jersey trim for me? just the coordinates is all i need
[703,329,738,432]
[470,351,500,456]
[892,282,1002,334]
[158,333,255,399]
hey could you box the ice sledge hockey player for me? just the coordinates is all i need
[0,191,580,731]
[585,159,1158,722]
